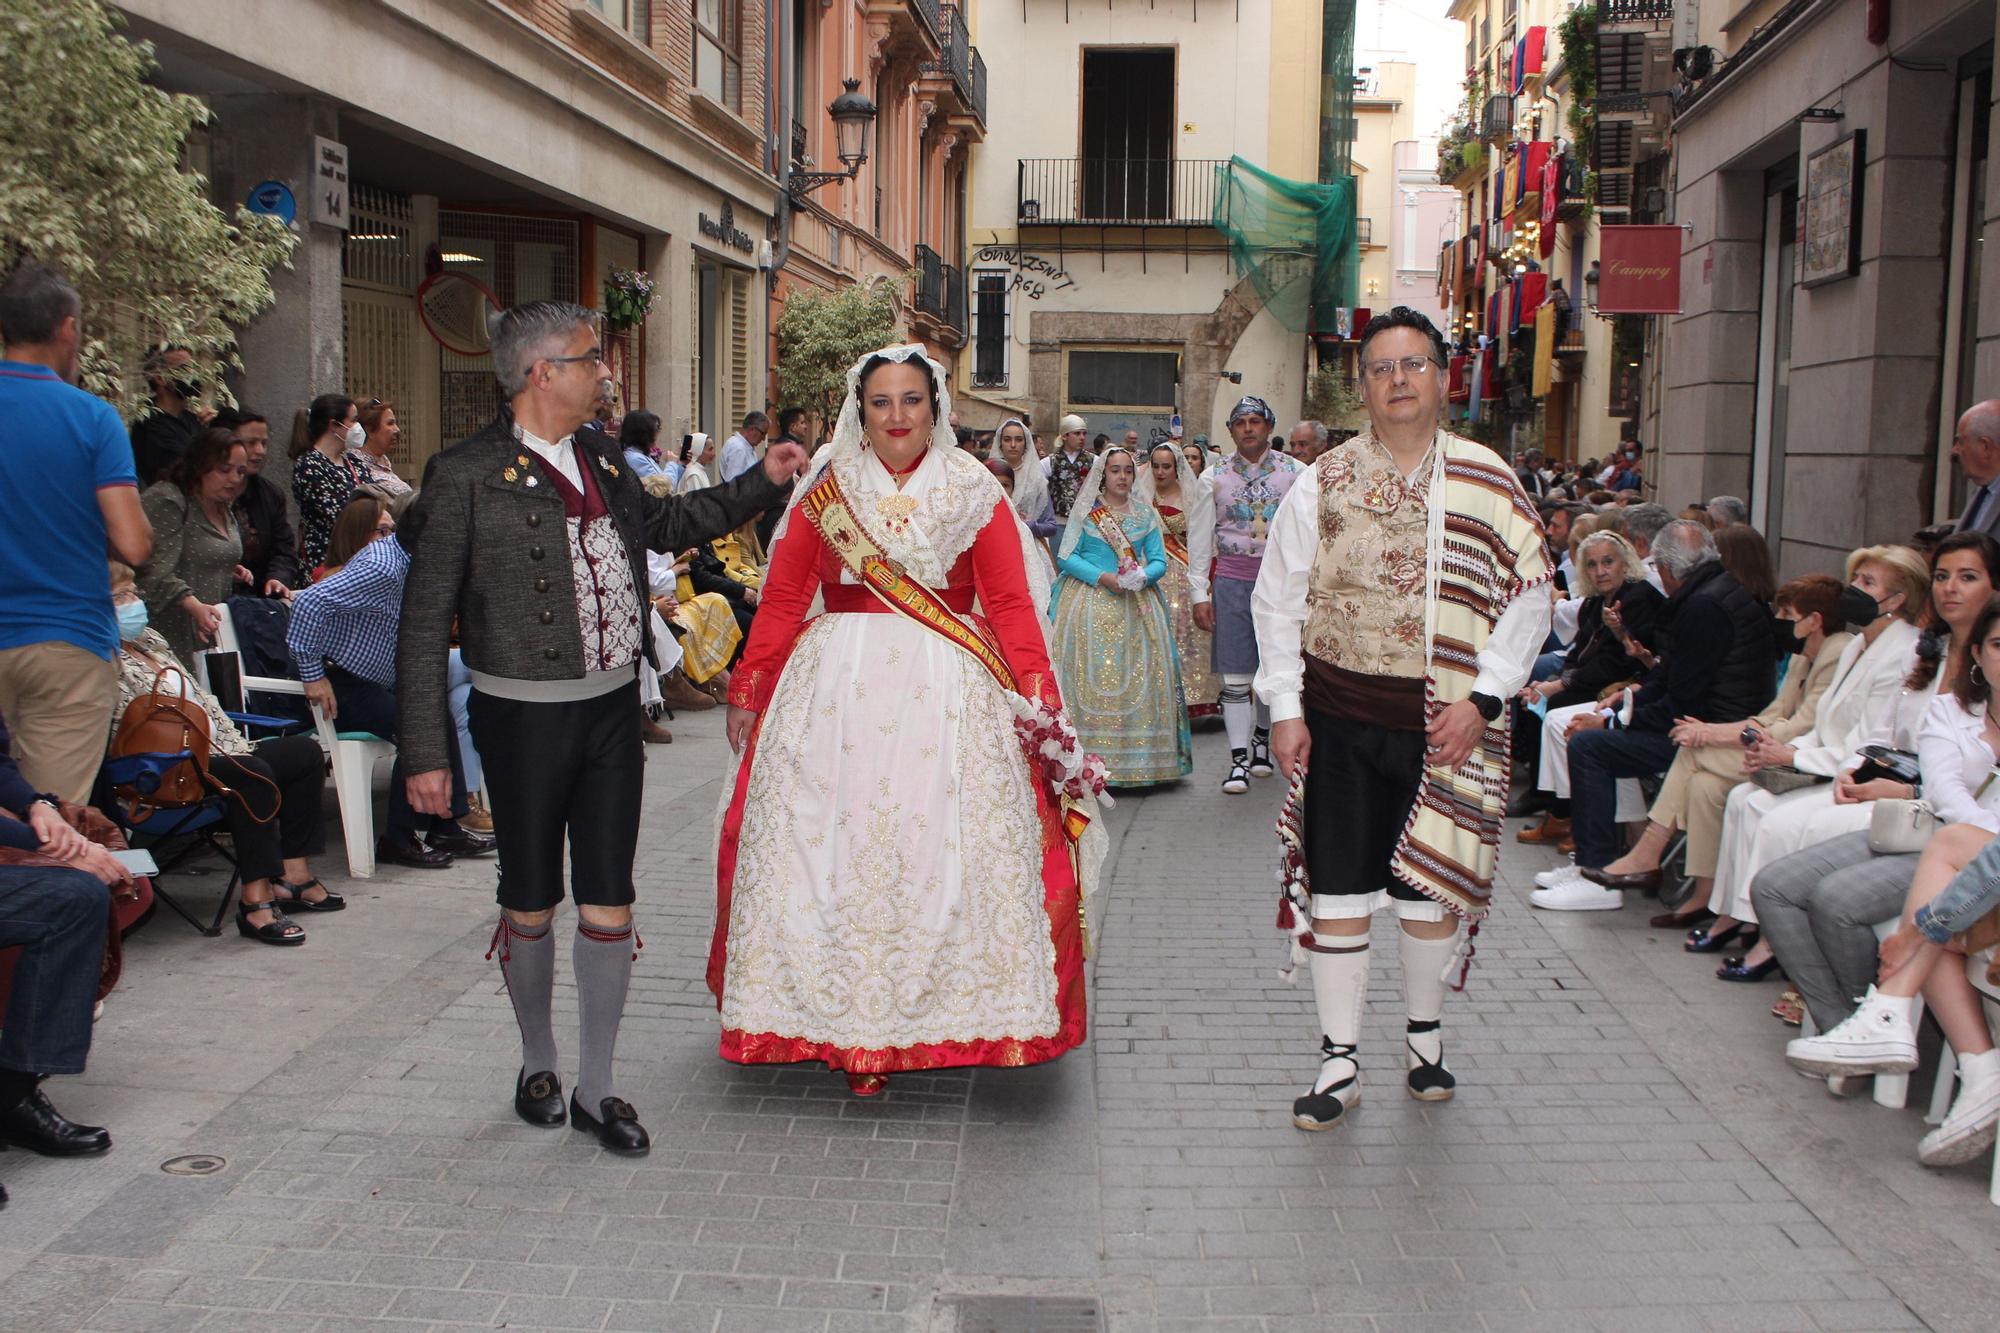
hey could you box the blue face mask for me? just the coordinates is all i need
[116,600,148,641]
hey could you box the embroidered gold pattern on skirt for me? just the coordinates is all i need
[1157,509,1220,712]
[1048,579,1193,786]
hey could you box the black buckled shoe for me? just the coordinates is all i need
[1291,1038,1359,1132]
[1406,1020,1456,1102]
[570,1093,650,1155]
[514,1069,565,1127]
[427,824,498,858]
[0,1086,112,1157]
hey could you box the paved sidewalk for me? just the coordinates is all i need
[0,717,1994,1331]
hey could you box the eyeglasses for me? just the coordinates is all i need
[543,350,606,369]
[1363,356,1441,380]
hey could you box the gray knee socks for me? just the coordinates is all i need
[574,922,635,1110]
[496,917,558,1077]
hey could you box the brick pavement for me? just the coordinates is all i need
[0,716,1994,1331]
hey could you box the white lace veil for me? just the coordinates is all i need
[988,417,1049,523]
[1056,447,1155,563]
[1134,440,1215,602]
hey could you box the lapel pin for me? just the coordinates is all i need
[503,467,519,482]
[525,476,539,488]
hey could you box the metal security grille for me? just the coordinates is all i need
[344,186,417,292]
[972,271,1009,388]
[436,210,580,443]
[341,290,420,469]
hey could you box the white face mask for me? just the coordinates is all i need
[344,422,366,450]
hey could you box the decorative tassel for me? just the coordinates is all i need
[1447,920,1480,992]
[485,917,510,964]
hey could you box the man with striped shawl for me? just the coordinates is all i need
[1252,307,1553,1131]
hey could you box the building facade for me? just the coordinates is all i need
[770,0,987,407]
[1352,63,1460,331]
[1437,0,1628,464]
[959,0,1342,444]
[120,0,779,484]
[1657,0,1997,573]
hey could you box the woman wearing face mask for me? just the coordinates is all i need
[345,399,411,501]
[1048,448,1192,785]
[289,393,360,575]
[109,562,340,942]
[136,428,252,664]
[1582,574,1852,923]
[1691,544,1934,978]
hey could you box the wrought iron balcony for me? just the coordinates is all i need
[922,5,987,126]
[1481,94,1513,140]
[1017,157,1228,226]
[914,243,966,334]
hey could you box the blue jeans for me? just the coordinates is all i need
[1569,728,1677,870]
[0,865,108,1076]
[1916,831,2000,943]
[1531,648,1567,684]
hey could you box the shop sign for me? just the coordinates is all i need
[699,200,754,253]
[311,137,349,230]
[1597,225,1681,314]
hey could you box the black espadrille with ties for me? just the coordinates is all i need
[1292,1038,1360,1131]
[1405,1020,1455,1101]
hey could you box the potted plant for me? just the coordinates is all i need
[603,268,656,331]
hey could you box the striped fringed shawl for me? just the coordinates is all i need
[1389,433,1553,926]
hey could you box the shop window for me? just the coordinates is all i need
[972,271,1010,388]
[1066,349,1178,408]
[694,0,742,111]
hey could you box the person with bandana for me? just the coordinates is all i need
[1199,395,1304,792]
[1044,414,1095,521]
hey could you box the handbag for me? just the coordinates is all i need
[1750,766,1829,796]
[1852,744,1922,788]
[110,664,219,819]
[1867,798,1937,855]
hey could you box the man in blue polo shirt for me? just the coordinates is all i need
[0,261,154,802]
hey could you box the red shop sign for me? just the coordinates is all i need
[1597,225,1683,314]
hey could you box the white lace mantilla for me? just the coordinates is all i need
[827,444,1004,587]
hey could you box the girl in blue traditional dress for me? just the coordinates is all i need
[1048,448,1193,786]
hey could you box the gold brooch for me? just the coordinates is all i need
[503,467,519,482]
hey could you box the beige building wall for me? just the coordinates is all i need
[1354,63,1417,312]
[1267,0,1327,183]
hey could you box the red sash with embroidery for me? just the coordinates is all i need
[1088,505,1140,567]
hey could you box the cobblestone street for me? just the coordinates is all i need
[1,716,1996,1331]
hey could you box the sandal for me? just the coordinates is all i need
[273,877,345,913]
[236,898,305,946]
[1772,990,1805,1026]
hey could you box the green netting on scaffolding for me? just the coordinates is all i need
[1212,156,1356,334]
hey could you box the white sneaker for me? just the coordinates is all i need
[1919,1059,2000,1167]
[1533,862,1584,890]
[1530,873,1624,911]
[1783,987,1918,1076]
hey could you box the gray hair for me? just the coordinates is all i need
[1292,419,1329,446]
[0,259,81,346]
[1653,519,1720,579]
[489,300,601,396]
[1623,502,1674,549]
[1577,530,1648,585]
[1706,495,1749,527]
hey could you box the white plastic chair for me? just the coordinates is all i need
[198,615,395,879]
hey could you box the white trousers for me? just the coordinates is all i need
[1537,701,1647,819]
[1707,783,1871,922]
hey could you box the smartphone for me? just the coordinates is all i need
[108,848,159,876]
[1740,726,1760,747]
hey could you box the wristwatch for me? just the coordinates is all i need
[1467,692,1503,722]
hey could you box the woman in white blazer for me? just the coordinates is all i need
[1703,539,1998,977]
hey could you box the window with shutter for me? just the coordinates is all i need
[726,271,753,425]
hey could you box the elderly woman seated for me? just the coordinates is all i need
[1786,817,2000,1169]
[110,562,337,944]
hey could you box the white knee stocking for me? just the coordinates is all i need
[1221,674,1255,752]
[1398,927,1456,1066]
[1307,933,1369,1091]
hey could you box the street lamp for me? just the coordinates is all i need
[789,78,877,201]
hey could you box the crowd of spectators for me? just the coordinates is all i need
[1510,409,2000,1178]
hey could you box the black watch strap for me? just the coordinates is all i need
[1468,691,1503,722]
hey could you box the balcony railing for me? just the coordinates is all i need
[1018,158,1227,226]
[910,0,941,41]
[929,4,987,125]
[790,118,808,169]
[1481,94,1513,140]
[914,244,966,334]
[1601,0,1672,23]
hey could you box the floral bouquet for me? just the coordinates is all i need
[603,268,656,330]
[1007,694,1113,806]
[1112,555,1147,592]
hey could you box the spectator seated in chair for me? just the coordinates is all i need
[286,505,494,870]
[109,561,337,943]
[1531,520,1777,912]
[1579,573,1853,921]
[1785,817,2000,1169]
[0,709,120,1199]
